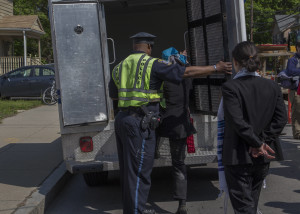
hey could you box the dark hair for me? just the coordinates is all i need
[232,41,260,72]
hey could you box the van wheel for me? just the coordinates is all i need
[83,171,108,186]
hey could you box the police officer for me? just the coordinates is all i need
[109,32,232,214]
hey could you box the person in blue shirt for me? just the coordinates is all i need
[286,42,300,139]
[109,32,232,214]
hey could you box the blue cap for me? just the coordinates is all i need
[130,32,156,45]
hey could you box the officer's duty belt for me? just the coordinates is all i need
[121,107,144,118]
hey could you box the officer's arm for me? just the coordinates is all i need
[183,61,232,78]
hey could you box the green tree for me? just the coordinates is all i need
[13,0,52,63]
[244,0,300,44]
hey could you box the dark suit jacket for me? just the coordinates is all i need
[222,76,287,165]
[158,78,196,139]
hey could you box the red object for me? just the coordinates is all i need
[186,118,195,153]
[297,84,300,95]
[288,90,292,124]
[80,136,94,152]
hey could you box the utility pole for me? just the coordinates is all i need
[250,0,254,42]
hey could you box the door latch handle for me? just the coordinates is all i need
[107,38,116,65]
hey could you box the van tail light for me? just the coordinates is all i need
[80,137,93,152]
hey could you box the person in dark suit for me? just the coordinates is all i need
[221,41,287,214]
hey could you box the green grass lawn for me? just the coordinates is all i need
[0,100,42,122]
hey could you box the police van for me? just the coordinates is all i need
[48,0,246,185]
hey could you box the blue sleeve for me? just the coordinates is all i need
[152,59,185,84]
[286,56,300,76]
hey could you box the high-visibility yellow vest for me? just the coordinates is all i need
[112,53,164,107]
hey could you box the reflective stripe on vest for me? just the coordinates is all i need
[112,53,163,107]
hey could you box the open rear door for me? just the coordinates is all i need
[186,0,246,115]
[49,0,112,129]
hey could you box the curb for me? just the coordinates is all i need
[13,162,72,214]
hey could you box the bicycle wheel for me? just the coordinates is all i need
[42,87,57,105]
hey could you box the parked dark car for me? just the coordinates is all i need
[0,65,55,98]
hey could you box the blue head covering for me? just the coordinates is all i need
[162,47,187,65]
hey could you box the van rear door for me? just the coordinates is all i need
[49,1,111,127]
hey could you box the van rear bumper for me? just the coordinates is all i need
[65,160,119,174]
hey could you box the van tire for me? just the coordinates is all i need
[83,171,108,186]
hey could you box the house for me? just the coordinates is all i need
[289,13,300,36]
[0,0,45,74]
[0,0,13,56]
[272,14,298,44]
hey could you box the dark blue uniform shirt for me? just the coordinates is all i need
[109,51,185,112]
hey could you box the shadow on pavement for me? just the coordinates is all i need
[269,139,300,181]
[46,165,220,214]
[263,138,300,213]
[264,201,300,214]
[148,166,219,213]
[0,138,62,188]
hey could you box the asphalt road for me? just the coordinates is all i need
[46,126,300,214]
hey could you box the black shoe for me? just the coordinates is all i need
[142,209,156,214]
[176,205,187,214]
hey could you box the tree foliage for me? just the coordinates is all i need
[244,0,300,44]
[13,0,52,63]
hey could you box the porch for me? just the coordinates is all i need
[0,56,41,74]
[0,15,45,75]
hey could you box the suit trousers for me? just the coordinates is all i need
[224,163,270,214]
[115,111,156,214]
[169,138,187,200]
[289,90,300,139]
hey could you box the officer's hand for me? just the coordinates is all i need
[216,61,232,74]
[180,50,187,56]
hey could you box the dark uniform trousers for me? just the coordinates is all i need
[169,138,187,200]
[224,163,270,214]
[115,111,156,214]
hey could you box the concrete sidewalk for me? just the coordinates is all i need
[0,105,63,214]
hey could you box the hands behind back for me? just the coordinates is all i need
[249,143,275,160]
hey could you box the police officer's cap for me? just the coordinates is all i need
[130,32,156,45]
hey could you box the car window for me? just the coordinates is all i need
[9,68,32,78]
[42,68,54,76]
[34,68,54,77]
[34,68,40,76]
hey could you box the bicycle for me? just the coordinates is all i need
[42,79,58,105]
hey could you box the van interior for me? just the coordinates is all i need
[103,0,228,115]
[104,0,188,68]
